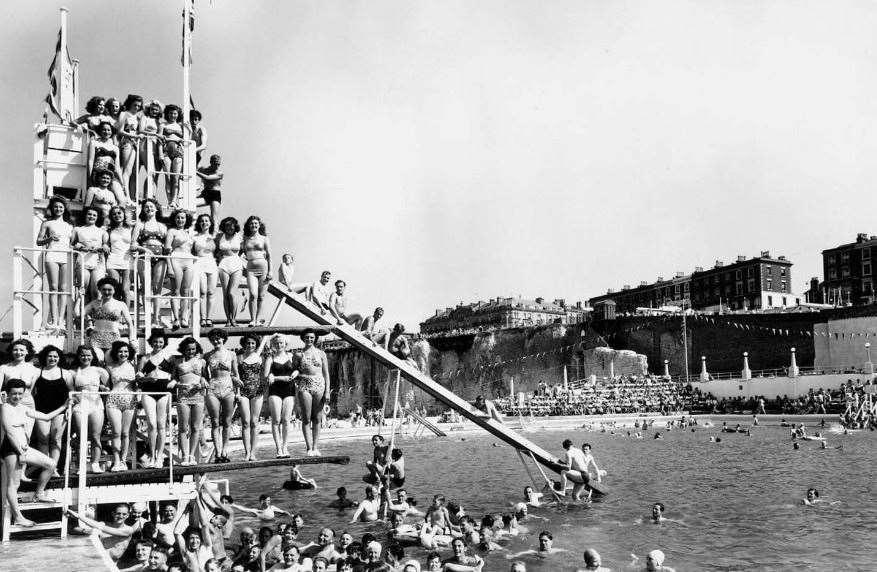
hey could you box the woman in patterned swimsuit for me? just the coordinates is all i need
[204,329,239,463]
[137,332,174,468]
[290,329,331,457]
[83,277,133,354]
[72,206,109,303]
[263,334,295,458]
[236,334,265,461]
[72,345,110,473]
[105,341,138,472]
[132,199,167,327]
[172,337,208,466]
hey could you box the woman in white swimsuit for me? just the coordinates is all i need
[160,104,185,207]
[116,94,142,201]
[0,339,39,479]
[138,100,162,199]
[216,217,243,327]
[105,206,134,307]
[72,345,110,473]
[192,214,218,327]
[72,206,109,303]
[204,328,239,463]
[105,341,138,472]
[35,196,73,329]
[242,215,272,327]
[132,198,167,327]
[164,209,195,329]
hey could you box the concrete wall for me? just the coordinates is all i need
[691,372,875,399]
[813,316,877,369]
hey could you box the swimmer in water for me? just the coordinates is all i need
[424,494,452,531]
[650,503,665,523]
[507,530,567,559]
[350,486,380,523]
[524,485,544,507]
[644,549,676,572]
[329,486,357,510]
[233,494,291,522]
[579,548,611,572]
[282,463,318,490]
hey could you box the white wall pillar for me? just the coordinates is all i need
[663,359,670,380]
[742,352,752,380]
[789,347,799,377]
[700,355,709,381]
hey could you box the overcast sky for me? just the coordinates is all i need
[1,0,875,332]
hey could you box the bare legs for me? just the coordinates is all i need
[246,273,268,326]
[107,268,131,308]
[3,449,56,526]
[205,392,235,460]
[296,389,325,455]
[237,395,264,461]
[199,271,217,324]
[140,259,167,326]
[33,416,66,468]
[141,394,169,467]
[119,142,137,201]
[169,260,193,327]
[268,395,294,457]
[176,402,205,464]
[43,260,67,328]
[218,269,241,327]
[76,408,105,472]
[106,405,136,470]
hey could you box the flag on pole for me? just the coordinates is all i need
[45,28,76,122]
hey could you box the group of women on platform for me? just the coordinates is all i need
[37,193,273,331]
[76,94,207,207]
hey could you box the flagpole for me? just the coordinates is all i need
[181,0,193,210]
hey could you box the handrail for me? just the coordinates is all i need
[135,252,200,341]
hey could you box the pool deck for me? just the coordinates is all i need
[1,412,830,569]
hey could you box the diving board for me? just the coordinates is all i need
[267,284,565,474]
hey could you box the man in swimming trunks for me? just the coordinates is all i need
[580,443,602,483]
[329,280,364,328]
[366,434,390,480]
[308,271,334,314]
[558,439,591,500]
[359,307,388,348]
[389,324,411,361]
[196,154,223,222]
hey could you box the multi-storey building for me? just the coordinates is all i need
[821,233,877,306]
[420,297,589,334]
[588,272,690,314]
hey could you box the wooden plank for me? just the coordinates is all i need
[267,284,566,474]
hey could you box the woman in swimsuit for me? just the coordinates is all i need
[72,206,109,303]
[132,198,167,326]
[1,339,39,479]
[75,96,112,132]
[216,217,243,327]
[30,345,72,467]
[84,169,127,227]
[82,276,134,352]
[164,209,195,329]
[105,341,138,472]
[242,215,272,327]
[105,206,134,307]
[290,329,330,456]
[87,120,126,198]
[160,104,185,207]
[263,334,295,458]
[204,328,239,463]
[236,334,265,461]
[192,214,218,327]
[116,94,142,201]
[173,337,208,466]
[137,332,174,468]
[36,196,73,329]
[138,100,162,199]
[2,379,67,527]
[105,97,121,122]
[72,345,110,473]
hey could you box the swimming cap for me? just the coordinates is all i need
[648,550,665,565]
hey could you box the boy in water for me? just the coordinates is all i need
[366,435,390,480]
[425,495,452,532]
[329,486,357,509]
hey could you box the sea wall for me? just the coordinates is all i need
[691,372,875,399]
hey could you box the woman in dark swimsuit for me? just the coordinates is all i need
[236,334,265,461]
[30,344,73,468]
[136,332,175,468]
[263,334,295,458]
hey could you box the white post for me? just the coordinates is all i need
[742,352,752,380]
[143,255,152,343]
[12,249,22,338]
[190,266,200,339]
[700,356,709,381]
[663,359,670,380]
[65,249,75,352]
[562,366,568,390]
[180,0,194,209]
[789,347,799,377]
[609,358,615,379]
[865,342,873,375]
[508,376,514,398]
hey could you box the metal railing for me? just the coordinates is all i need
[135,252,201,342]
[12,246,78,345]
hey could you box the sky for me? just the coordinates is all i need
[1,0,876,332]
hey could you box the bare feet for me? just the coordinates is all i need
[13,517,35,527]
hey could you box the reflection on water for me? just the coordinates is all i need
[220,424,876,571]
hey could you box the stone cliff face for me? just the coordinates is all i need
[325,324,647,415]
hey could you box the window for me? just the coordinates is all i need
[782,296,787,306]
[767,278,772,290]
[842,267,850,278]
[829,269,837,280]
[736,283,743,295]
[842,252,850,263]
[767,295,773,306]
[747,267,754,277]
[781,281,787,292]
[864,263,872,277]
[735,270,742,280]
[780,268,786,277]
[765,265,772,275]
[828,254,836,265]
[863,280,872,294]
[747,279,755,292]
[683,282,690,292]
[674,285,680,294]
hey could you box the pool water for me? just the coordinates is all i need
[215,422,877,571]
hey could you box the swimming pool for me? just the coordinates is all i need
[215,419,876,571]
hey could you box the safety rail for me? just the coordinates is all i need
[12,246,78,346]
[684,364,873,384]
[135,252,201,343]
[65,390,175,514]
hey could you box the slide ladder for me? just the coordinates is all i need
[267,284,564,473]
[402,407,447,437]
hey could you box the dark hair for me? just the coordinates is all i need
[163,104,182,123]
[189,109,202,121]
[336,486,347,496]
[335,280,346,287]
[138,198,161,222]
[184,526,202,538]
[219,216,240,235]
[582,442,592,449]
[5,379,27,392]
[169,209,193,230]
[45,195,71,222]
[178,337,203,356]
[8,338,35,361]
[75,345,100,364]
[36,344,64,367]
[220,494,234,504]
[562,439,573,449]
[372,434,385,442]
[85,96,105,115]
[502,513,514,526]
[243,216,266,237]
[122,94,143,111]
[208,328,228,342]
[385,543,404,560]
[539,530,553,540]
[149,545,168,557]
[105,97,120,112]
[109,340,136,362]
[107,206,130,230]
[97,276,120,294]
[259,493,270,501]
[96,120,115,136]
[239,334,260,348]
[426,552,441,562]
[195,213,215,234]
[300,328,321,341]
[653,502,665,512]
[147,332,169,347]
[361,533,376,546]
[391,448,403,460]
[134,538,154,549]
[79,205,104,227]
[480,514,495,529]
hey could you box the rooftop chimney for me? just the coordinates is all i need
[640,281,648,286]
[607,289,614,294]
[778,256,787,261]
[695,266,703,272]
[657,276,664,282]
[675,271,684,278]
[737,255,746,262]
[715,260,724,268]
[857,233,868,242]
[535,297,544,304]
[622,285,631,290]
[760,250,770,258]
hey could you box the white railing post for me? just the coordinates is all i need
[700,356,709,381]
[76,393,89,514]
[65,249,75,351]
[143,254,152,342]
[12,248,23,339]
[742,352,752,380]
[789,347,799,378]
[190,270,200,339]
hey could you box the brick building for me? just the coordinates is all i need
[420,297,589,334]
[820,233,877,306]
[588,272,690,315]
